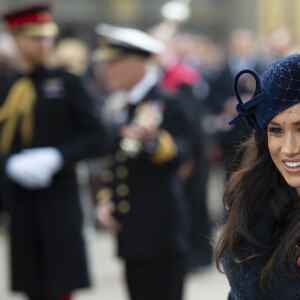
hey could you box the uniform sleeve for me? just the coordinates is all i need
[149,97,191,165]
[56,75,114,165]
[0,76,17,173]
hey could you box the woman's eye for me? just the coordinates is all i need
[268,127,283,136]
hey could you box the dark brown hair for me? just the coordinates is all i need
[214,129,300,294]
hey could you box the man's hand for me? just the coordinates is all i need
[120,124,158,144]
[178,159,195,182]
[6,152,52,189]
[96,201,122,233]
[5,147,63,189]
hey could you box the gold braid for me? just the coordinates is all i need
[0,77,37,154]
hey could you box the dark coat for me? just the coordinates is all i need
[98,86,191,261]
[222,201,300,299]
[0,66,110,297]
[176,83,213,269]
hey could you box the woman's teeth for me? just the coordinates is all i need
[285,162,300,167]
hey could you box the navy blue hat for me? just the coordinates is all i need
[230,54,300,132]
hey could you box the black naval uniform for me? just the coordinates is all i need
[176,83,213,271]
[97,86,191,300]
[0,66,109,298]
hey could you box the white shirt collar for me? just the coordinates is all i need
[126,67,159,105]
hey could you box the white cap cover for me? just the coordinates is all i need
[95,23,165,55]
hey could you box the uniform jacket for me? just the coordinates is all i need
[98,84,192,261]
[0,66,110,297]
[222,200,300,299]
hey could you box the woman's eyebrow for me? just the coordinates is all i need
[269,120,300,126]
[268,121,281,126]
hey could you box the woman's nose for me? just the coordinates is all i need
[281,134,300,156]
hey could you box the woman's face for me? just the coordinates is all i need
[268,102,300,196]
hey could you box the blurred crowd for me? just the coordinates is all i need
[0,2,299,299]
[43,24,300,209]
[0,24,298,175]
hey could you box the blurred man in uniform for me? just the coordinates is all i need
[155,37,213,271]
[0,3,110,300]
[53,37,90,77]
[0,32,16,227]
[95,24,191,300]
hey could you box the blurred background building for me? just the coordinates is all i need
[0,0,300,48]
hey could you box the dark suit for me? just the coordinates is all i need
[176,83,213,271]
[0,66,109,298]
[98,86,191,300]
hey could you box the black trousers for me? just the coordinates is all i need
[125,256,186,300]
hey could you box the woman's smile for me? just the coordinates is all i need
[268,103,300,195]
[282,160,300,173]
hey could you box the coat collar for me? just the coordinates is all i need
[126,67,159,105]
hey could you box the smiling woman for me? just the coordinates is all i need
[214,54,300,300]
[268,103,300,195]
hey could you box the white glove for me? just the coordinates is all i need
[22,147,63,173]
[5,147,63,189]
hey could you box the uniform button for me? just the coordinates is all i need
[116,183,130,197]
[116,166,129,179]
[118,200,131,214]
[96,187,113,202]
[104,154,115,166]
[115,150,127,162]
[101,169,114,182]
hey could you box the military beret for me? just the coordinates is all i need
[2,2,58,37]
[230,54,300,132]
